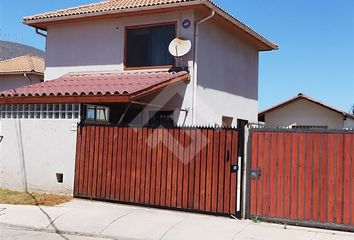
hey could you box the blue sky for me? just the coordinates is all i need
[0,0,353,112]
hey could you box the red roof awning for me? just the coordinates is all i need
[0,71,189,104]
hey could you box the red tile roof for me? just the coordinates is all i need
[0,71,189,99]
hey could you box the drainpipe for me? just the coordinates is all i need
[35,28,47,38]
[192,10,215,125]
[23,73,32,85]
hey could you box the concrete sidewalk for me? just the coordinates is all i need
[0,199,353,240]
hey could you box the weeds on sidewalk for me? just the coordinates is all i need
[250,216,261,224]
[0,188,72,206]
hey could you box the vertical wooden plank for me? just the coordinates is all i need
[105,127,114,199]
[335,134,344,224]
[177,129,184,208]
[262,132,271,217]
[319,133,328,223]
[139,128,147,204]
[283,132,291,218]
[165,128,174,207]
[100,127,109,199]
[119,128,128,201]
[223,130,232,214]
[229,130,238,215]
[269,132,278,217]
[297,132,306,220]
[327,133,336,223]
[256,132,265,216]
[217,130,226,213]
[135,128,143,203]
[150,128,158,205]
[110,127,118,200]
[171,128,180,208]
[182,129,190,209]
[124,128,133,202]
[74,125,82,195]
[290,132,299,219]
[129,128,138,202]
[96,126,104,199]
[115,127,123,201]
[188,129,196,209]
[155,128,163,206]
[311,133,321,221]
[82,126,92,197]
[144,128,153,205]
[205,129,214,212]
[92,126,100,198]
[276,132,284,218]
[249,131,258,215]
[193,129,202,211]
[199,129,208,212]
[160,129,168,207]
[211,130,220,213]
[304,133,313,221]
[343,133,351,225]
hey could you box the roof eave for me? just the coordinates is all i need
[23,1,204,29]
[23,1,278,51]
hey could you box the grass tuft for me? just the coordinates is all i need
[0,188,72,206]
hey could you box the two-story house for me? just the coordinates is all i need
[0,0,277,194]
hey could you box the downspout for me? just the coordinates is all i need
[23,73,32,85]
[192,10,215,125]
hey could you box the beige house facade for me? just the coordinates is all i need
[259,93,354,129]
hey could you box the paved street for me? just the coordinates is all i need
[0,199,353,240]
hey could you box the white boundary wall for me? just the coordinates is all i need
[0,119,79,195]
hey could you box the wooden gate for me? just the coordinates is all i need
[74,123,239,216]
[248,129,354,231]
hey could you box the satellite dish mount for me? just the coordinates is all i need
[168,37,192,72]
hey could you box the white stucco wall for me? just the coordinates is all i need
[45,10,195,81]
[0,74,43,92]
[195,19,259,126]
[0,119,78,194]
[263,99,346,129]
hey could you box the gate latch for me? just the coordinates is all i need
[250,169,260,180]
[231,164,238,173]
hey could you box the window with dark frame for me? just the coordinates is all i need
[86,105,110,122]
[125,23,176,68]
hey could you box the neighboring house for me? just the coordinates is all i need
[258,93,354,129]
[0,0,277,194]
[0,55,44,91]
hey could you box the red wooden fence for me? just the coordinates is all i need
[74,124,239,216]
[249,129,354,231]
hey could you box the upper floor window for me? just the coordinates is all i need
[125,23,176,69]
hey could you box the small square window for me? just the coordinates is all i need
[86,105,109,122]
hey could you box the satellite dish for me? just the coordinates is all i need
[169,38,192,57]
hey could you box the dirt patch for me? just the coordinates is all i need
[0,188,72,206]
